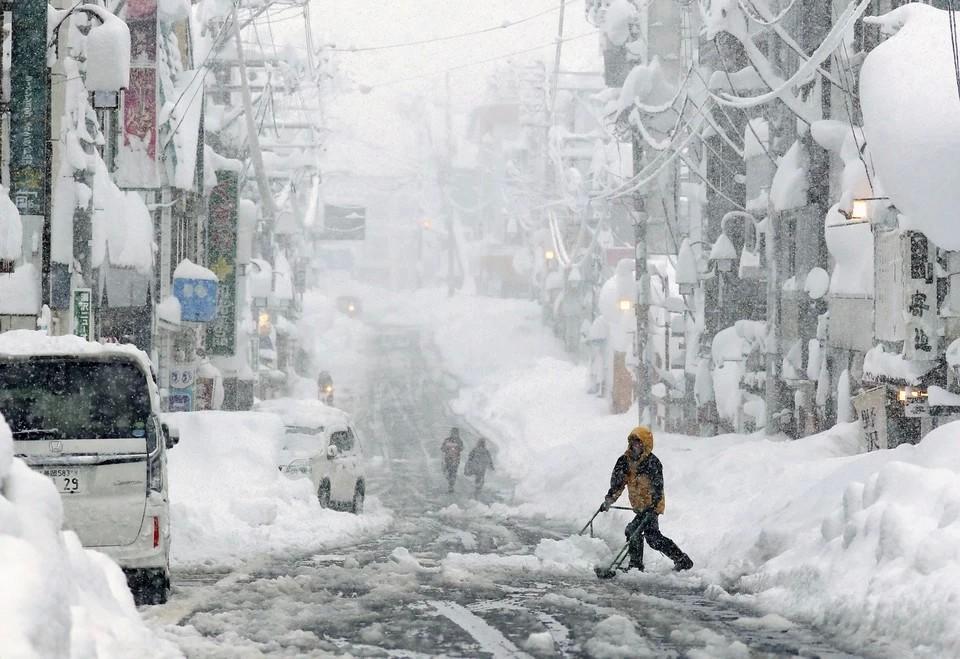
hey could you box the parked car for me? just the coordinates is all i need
[0,332,177,605]
[254,398,366,513]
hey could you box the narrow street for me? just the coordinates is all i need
[147,327,867,658]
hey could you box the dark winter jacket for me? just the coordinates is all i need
[465,444,493,476]
[441,436,464,465]
[605,426,666,514]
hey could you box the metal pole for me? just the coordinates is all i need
[444,72,455,297]
[231,6,276,224]
[633,139,649,426]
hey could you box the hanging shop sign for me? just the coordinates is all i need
[204,171,239,355]
[10,0,49,219]
[117,0,159,188]
[904,231,939,361]
[852,386,888,452]
[71,288,93,341]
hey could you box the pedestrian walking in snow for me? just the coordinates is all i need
[601,426,693,572]
[464,437,494,497]
[440,427,464,493]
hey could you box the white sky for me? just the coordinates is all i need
[276,1,603,178]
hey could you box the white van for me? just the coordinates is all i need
[0,332,176,604]
[254,398,366,513]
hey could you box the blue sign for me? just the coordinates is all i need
[173,277,218,322]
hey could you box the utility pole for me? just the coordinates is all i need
[632,137,649,426]
[231,6,276,225]
[444,71,455,297]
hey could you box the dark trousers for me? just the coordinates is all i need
[625,511,685,567]
[444,460,459,491]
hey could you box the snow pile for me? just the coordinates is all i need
[825,204,873,296]
[173,258,217,281]
[862,344,934,384]
[0,264,41,315]
[585,615,652,658]
[83,9,131,93]
[861,4,960,250]
[602,0,638,46]
[163,411,390,568]
[0,415,180,658]
[441,535,611,577]
[0,184,22,261]
[770,140,808,211]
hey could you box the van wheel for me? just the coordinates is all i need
[351,483,365,514]
[130,569,170,606]
[317,480,331,508]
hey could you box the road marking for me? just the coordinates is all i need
[429,600,532,659]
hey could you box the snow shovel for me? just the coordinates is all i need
[578,505,635,537]
[594,514,647,579]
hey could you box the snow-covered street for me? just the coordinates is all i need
[142,318,860,658]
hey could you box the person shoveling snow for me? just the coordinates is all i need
[598,426,693,575]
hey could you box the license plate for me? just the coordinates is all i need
[41,468,83,495]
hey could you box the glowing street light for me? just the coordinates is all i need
[619,299,632,312]
[544,249,556,261]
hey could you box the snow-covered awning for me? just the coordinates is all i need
[862,345,938,386]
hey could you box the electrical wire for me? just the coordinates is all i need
[364,31,596,90]
[326,6,562,53]
[948,0,960,102]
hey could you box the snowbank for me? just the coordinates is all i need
[163,411,390,568]
[367,286,960,655]
[0,415,179,658]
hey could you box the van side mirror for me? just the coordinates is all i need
[326,445,339,460]
[162,422,180,449]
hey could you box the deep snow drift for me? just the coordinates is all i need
[353,285,960,657]
[163,411,390,568]
[0,415,180,658]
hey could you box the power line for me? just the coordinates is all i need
[327,6,562,53]
[365,31,596,91]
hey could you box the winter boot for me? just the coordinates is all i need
[673,554,693,571]
[626,559,645,572]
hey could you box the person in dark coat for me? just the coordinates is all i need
[440,427,464,493]
[601,426,693,572]
[465,437,494,496]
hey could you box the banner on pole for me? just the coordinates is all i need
[9,0,49,218]
[204,171,239,355]
[117,0,160,187]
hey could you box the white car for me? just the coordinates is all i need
[254,398,366,513]
[0,332,176,605]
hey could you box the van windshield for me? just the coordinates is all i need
[0,359,151,440]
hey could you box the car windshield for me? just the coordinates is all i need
[0,359,151,440]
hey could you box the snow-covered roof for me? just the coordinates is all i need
[862,345,937,385]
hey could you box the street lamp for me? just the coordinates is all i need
[619,298,632,312]
[545,249,556,262]
[709,233,737,273]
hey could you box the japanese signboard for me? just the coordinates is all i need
[904,232,939,361]
[71,289,93,341]
[10,0,49,218]
[168,364,196,412]
[853,386,888,452]
[316,205,366,240]
[204,171,239,355]
[117,0,160,187]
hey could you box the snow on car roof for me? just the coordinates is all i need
[0,330,152,370]
[253,397,349,429]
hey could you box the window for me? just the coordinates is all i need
[0,358,151,440]
[329,430,353,453]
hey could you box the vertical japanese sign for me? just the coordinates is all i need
[10,0,49,218]
[117,0,160,187]
[905,232,939,361]
[72,289,93,341]
[853,386,888,452]
[205,171,239,355]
